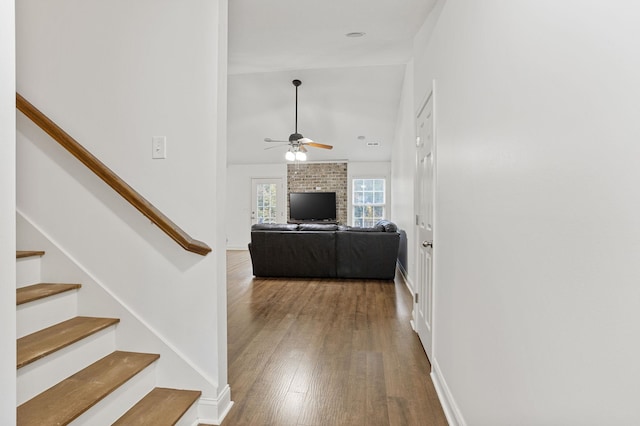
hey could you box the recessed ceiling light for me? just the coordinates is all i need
[346,32,366,38]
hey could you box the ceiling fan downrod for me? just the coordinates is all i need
[291,79,302,142]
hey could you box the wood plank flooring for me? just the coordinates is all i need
[223,250,447,426]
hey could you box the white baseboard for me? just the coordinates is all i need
[197,384,233,425]
[396,261,415,295]
[430,359,466,426]
[226,246,248,251]
[397,262,417,333]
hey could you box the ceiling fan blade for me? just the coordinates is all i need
[264,137,289,143]
[299,145,308,153]
[304,142,333,150]
[264,143,290,150]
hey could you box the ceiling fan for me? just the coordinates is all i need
[264,79,333,161]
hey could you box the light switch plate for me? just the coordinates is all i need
[152,136,166,159]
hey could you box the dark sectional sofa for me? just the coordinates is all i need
[248,220,400,280]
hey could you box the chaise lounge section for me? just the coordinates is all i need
[248,220,400,280]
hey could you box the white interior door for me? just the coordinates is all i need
[251,178,285,225]
[415,92,435,361]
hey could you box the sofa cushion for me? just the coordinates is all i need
[251,223,299,231]
[339,226,383,232]
[375,220,398,232]
[249,230,337,278]
[335,231,400,279]
[297,223,338,231]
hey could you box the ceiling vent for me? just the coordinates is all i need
[366,141,380,147]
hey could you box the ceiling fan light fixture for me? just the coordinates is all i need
[265,79,333,161]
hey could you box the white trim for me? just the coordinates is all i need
[430,359,466,426]
[299,159,348,164]
[431,77,439,362]
[396,263,418,332]
[197,384,233,425]
[226,245,248,251]
[416,87,434,118]
[396,260,415,295]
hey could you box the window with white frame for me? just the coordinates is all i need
[352,178,386,227]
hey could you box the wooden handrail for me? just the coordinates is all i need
[16,93,212,256]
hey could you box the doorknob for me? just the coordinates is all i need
[422,241,433,248]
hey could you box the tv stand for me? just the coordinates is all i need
[288,220,338,225]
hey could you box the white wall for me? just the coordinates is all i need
[0,0,16,421]
[406,1,640,424]
[391,64,417,287]
[226,163,287,249]
[16,0,229,416]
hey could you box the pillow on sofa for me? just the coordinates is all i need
[297,223,339,231]
[251,223,299,231]
[375,220,398,232]
[339,226,383,232]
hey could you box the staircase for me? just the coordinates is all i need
[16,250,202,425]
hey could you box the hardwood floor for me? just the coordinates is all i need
[223,250,447,426]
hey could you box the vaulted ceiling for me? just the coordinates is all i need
[227,0,437,164]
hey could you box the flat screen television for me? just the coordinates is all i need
[289,192,337,222]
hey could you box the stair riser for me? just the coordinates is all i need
[16,257,41,287]
[176,402,199,426]
[17,327,117,405]
[17,290,78,338]
[70,363,157,425]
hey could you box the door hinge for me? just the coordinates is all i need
[414,293,419,304]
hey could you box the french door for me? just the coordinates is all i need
[251,178,285,225]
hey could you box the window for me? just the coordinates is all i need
[352,178,386,227]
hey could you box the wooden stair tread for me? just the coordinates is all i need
[17,351,160,426]
[113,387,202,425]
[17,316,120,369]
[17,283,81,305]
[16,250,45,259]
